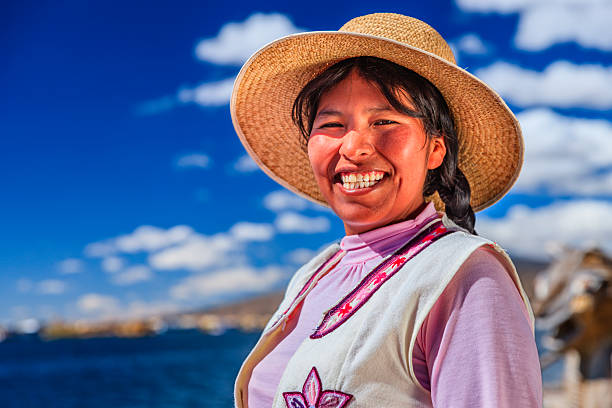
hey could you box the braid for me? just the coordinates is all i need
[424,124,476,234]
[436,167,476,234]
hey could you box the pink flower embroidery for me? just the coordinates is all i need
[388,256,406,270]
[370,272,387,286]
[283,367,352,408]
[337,302,353,318]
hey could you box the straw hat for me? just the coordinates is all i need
[230,13,523,212]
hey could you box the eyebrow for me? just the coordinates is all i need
[366,106,393,113]
[316,105,394,117]
[316,109,342,117]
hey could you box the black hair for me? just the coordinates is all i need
[292,56,476,234]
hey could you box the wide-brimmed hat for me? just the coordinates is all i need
[230,12,523,212]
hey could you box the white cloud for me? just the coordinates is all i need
[263,190,310,212]
[515,109,612,196]
[84,241,116,258]
[286,248,316,264]
[86,225,195,257]
[37,279,67,295]
[77,293,120,315]
[137,13,302,113]
[515,3,612,51]
[122,300,180,319]
[170,266,285,300]
[455,0,530,13]
[177,77,235,107]
[57,258,83,274]
[176,153,210,169]
[478,200,612,260]
[455,0,612,51]
[455,0,607,14]
[110,265,153,286]
[275,212,331,233]
[455,33,489,55]
[14,318,39,334]
[195,13,302,65]
[101,256,124,273]
[77,296,179,321]
[476,61,612,109]
[230,222,274,242]
[149,234,236,271]
[233,154,259,173]
[116,225,194,253]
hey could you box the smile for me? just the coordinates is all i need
[339,171,385,191]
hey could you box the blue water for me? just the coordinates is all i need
[0,329,259,408]
[0,328,563,407]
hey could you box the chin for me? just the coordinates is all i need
[333,207,390,235]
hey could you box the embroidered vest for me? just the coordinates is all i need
[234,218,534,408]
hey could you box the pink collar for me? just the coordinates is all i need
[339,202,440,264]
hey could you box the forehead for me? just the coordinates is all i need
[316,70,414,114]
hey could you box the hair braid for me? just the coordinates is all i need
[429,166,476,234]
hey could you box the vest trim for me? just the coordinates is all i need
[311,220,450,339]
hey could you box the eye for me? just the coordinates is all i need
[373,119,398,126]
[319,122,343,128]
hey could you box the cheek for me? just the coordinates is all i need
[307,134,337,176]
[378,133,428,167]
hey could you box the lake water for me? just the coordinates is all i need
[0,328,562,407]
[0,329,259,408]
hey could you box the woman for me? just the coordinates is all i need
[231,13,542,407]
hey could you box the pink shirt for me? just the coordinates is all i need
[248,203,542,407]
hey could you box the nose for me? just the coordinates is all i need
[338,129,374,161]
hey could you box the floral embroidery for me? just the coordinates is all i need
[283,367,352,408]
[370,272,387,285]
[311,221,452,339]
[337,303,352,318]
[388,256,406,270]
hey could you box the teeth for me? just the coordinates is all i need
[340,171,385,190]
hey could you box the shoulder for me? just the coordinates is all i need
[426,244,533,333]
[284,243,340,294]
[275,243,341,310]
[450,246,523,305]
[419,220,534,326]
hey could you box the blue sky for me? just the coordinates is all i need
[2,0,611,326]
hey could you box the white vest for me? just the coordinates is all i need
[234,219,534,408]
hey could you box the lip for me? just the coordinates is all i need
[334,167,388,175]
[337,181,381,195]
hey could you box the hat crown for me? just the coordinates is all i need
[339,13,456,65]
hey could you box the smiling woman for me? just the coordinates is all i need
[230,12,542,408]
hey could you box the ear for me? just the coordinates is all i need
[427,136,446,170]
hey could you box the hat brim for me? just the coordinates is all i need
[231,31,523,212]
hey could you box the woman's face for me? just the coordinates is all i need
[307,70,446,235]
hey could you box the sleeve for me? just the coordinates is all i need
[413,245,543,407]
